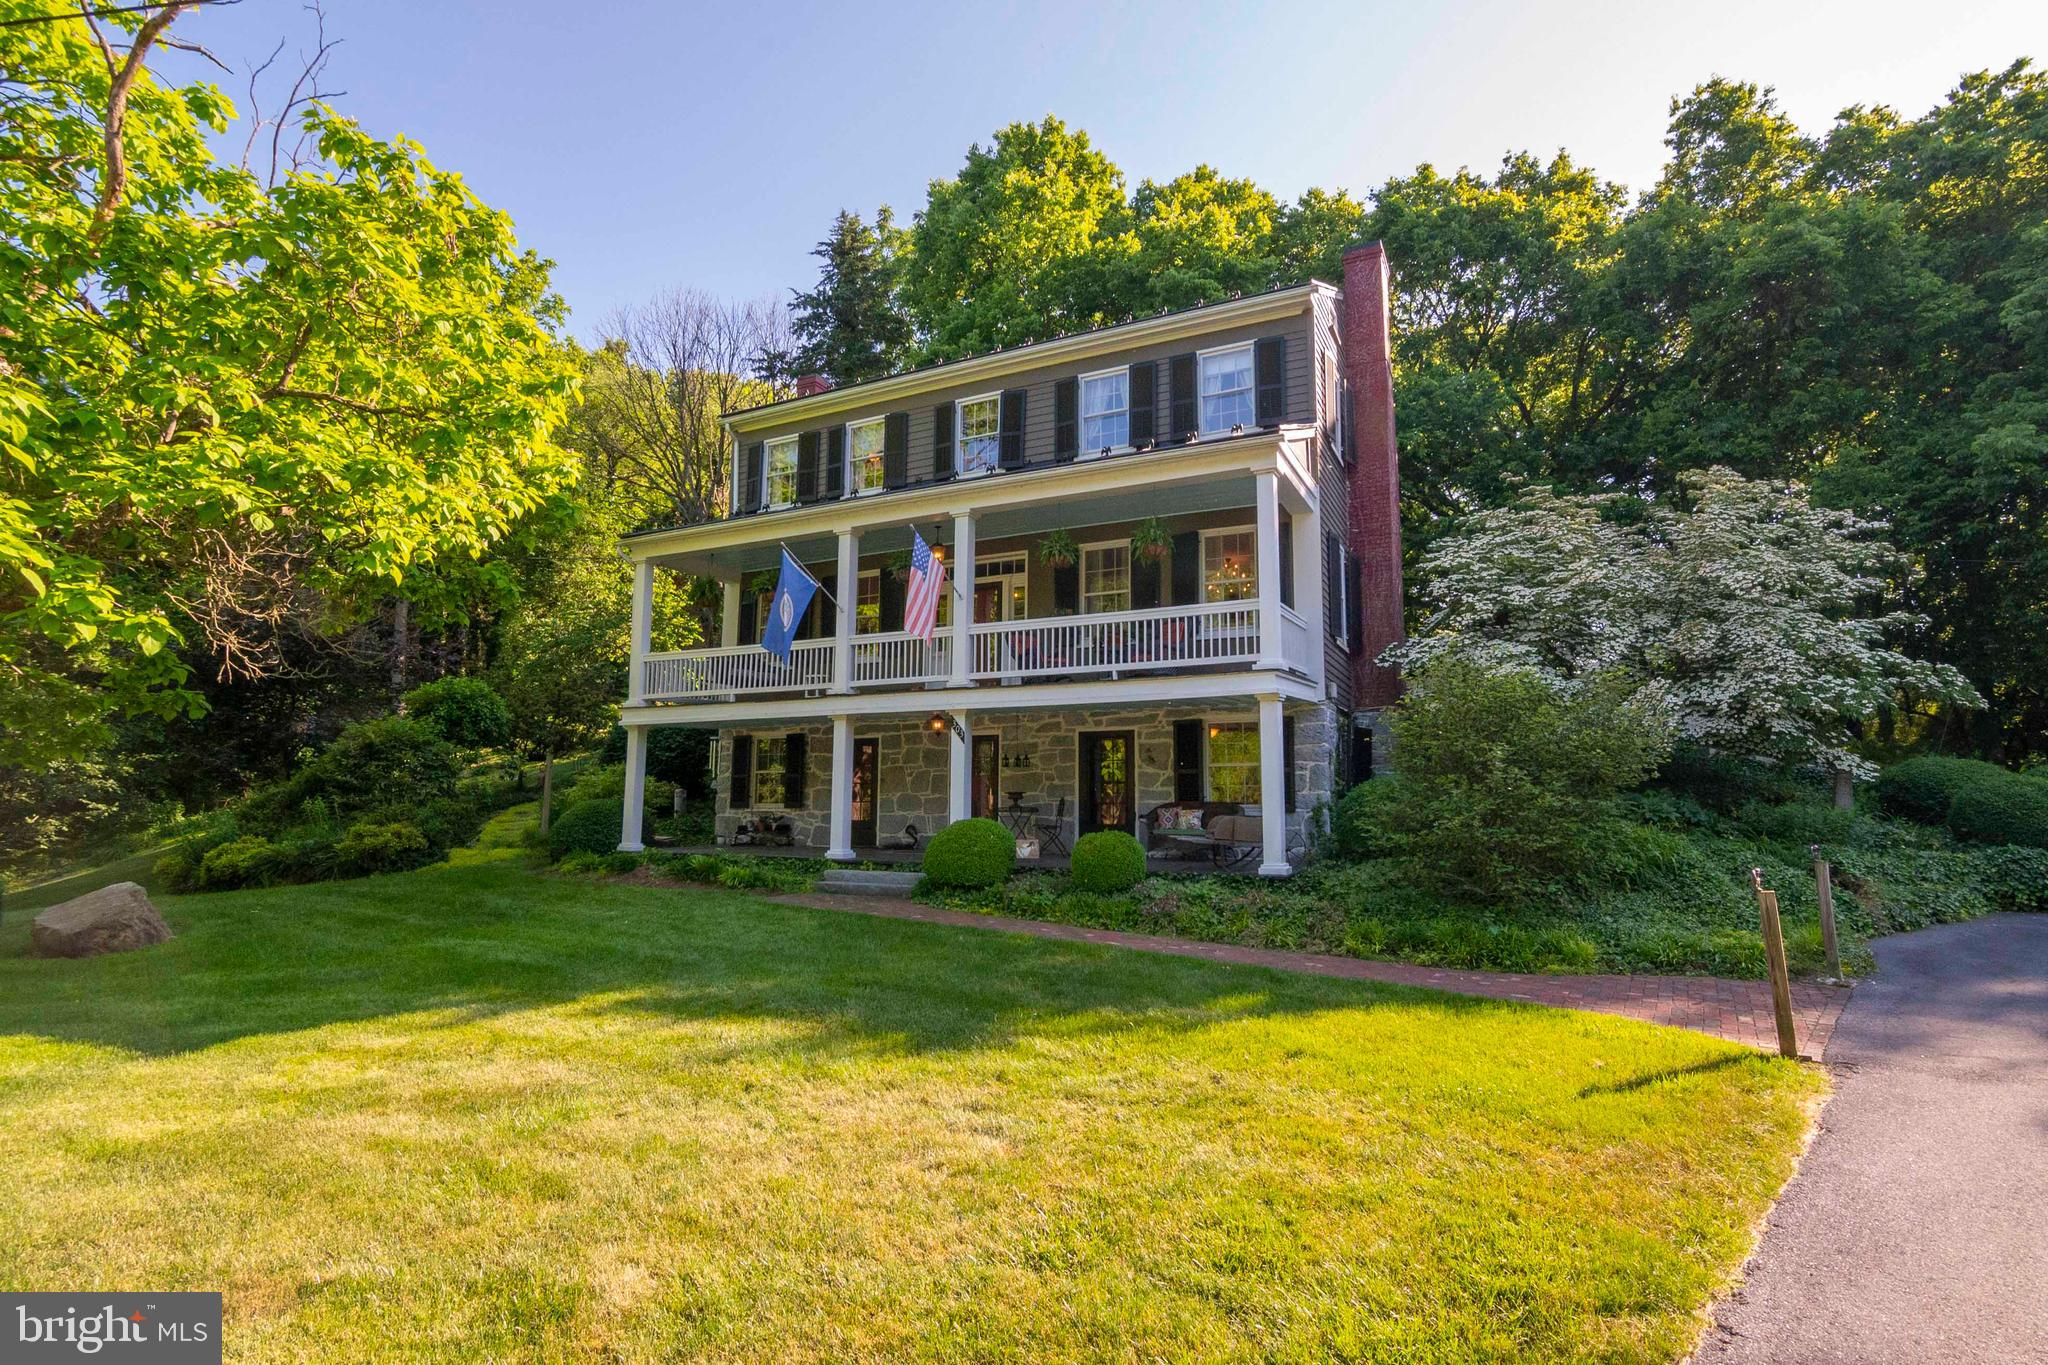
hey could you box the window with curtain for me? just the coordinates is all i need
[958,395,1000,475]
[1199,346,1255,434]
[1081,368,1128,452]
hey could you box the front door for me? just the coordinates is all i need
[1077,730,1136,836]
[972,733,1001,819]
[850,739,879,847]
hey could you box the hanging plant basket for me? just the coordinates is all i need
[1036,528,1079,569]
[886,549,914,582]
[1130,517,1172,562]
[746,569,779,597]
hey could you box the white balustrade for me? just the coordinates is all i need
[851,631,952,686]
[641,640,833,699]
[969,601,1262,680]
[1278,605,1313,673]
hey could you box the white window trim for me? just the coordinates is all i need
[1195,341,1256,438]
[855,568,881,635]
[1199,523,1258,603]
[1203,719,1261,806]
[975,553,1029,620]
[955,390,1004,479]
[1079,537,1132,616]
[762,435,799,509]
[846,417,887,497]
[751,732,791,810]
[1077,364,1131,460]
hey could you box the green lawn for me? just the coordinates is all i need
[0,830,1823,1362]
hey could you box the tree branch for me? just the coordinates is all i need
[87,1,194,243]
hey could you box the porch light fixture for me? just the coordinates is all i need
[927,711,966,742]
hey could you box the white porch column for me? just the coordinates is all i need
[1293,503,1323,688]
[1257,695,1289,877]
[618,724,649,852]
[947,714,974,823]
[627,559,654,705]
[949,511,976,686]
[720,575,741,648]
[1255,472,1284,670]
[832,529,858,694]
[827,714,855,862]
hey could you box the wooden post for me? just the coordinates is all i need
[1811,845,1841,980]
[1752,868,1800,1059]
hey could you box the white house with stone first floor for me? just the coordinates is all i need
[610,245,1406,876]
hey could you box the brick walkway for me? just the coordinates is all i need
[769,893,1852,1057]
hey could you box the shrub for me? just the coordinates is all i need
[922,818,1016,889]
[1947,776,2048,849]
[401,676,513,749]
[1329,779,1407,861]
[1976,846,2048,912]
[332,821,433,876]
[242,716,461,836]
[1070,830,1146,892]
[1653,745,1806,813]
[547,798,625,860]
[1875,756,2012,825]
[1733,800,1858,847]
[405,796,488,853]
[600,724,714,796]
[199,835,284,890]
[558,762,674,821]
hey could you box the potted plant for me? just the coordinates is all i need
[1130,516,1171,563]
[746,568,778,597]
[885,548,914,582]
[1036,528,1079,569]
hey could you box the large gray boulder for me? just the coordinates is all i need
[30,881,172,958]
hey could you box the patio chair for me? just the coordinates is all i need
[1034,798,1069,857]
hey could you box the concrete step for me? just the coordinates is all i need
[815,868,923,897]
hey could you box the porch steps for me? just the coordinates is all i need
[815,868,923,897]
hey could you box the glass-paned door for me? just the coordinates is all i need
[1078,731,1135,836]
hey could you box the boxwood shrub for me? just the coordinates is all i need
[334,820,433,875]
[1069,830,1146,893]
[1947,776,2048,849]
[922,818,1016,889]
[1875,756,2013,825]
[548,798,626,860]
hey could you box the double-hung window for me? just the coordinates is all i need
[753,735,789,807]
[1202,527,1257,602]
[958,394,1000,476]
[855,569,881,635]
[1080,368,1128,453]
[1081,542,1130,615]
[1206,722,1260,803]
[848,418,885,495]
[1198,345,1255,435]
[763,435,798,508]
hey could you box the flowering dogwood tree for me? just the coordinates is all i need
[1390,469,1980,777]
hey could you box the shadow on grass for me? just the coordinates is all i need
[1577,1053,1763,1097]
[0,853,1550,1064]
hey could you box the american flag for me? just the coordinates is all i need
[904,529,946,642]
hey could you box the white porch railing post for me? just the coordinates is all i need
[619,724,648,852]
[827,714,855,862]
[1293,502,1323,686]
[720,575,741,649]
[1255,472,1284,670]
[832,529,858,694]
[627,559,654,706]
[949,511,976,687]
[1257,694,1288,877]
[947,714,973,823]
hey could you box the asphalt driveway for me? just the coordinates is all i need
[1696,913,2048,1364]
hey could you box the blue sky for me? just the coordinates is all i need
[163,0,2045,338]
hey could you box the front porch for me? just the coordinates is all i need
[667,842,1250,877]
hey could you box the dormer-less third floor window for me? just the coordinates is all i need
[764,435,798,508]
[848,417,886,494]
[1199,345,1256,435]
[958,394,1001,476]
[1080,367,1129,453]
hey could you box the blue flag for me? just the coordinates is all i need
[759,548,820,662]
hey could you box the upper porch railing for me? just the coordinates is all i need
[968,601,1259,681]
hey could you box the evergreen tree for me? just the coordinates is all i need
[787,209,913,385]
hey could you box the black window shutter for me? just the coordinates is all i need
[1132,555,1161,610]
[1172,719,1203,803]
[1324,533,1342,636]
[1170,530,1200,605]
[1128,361,1157,448]
[1167,353,1197,443]
[783,732,808,808]
[883,412,910,488]
[1340,377,1356,464]
[1279,520,1294,609]
[815,570,836,638]
[998,389,1026,469]
[1052,561,1078,614]
[740,442,764,514]
[932,400,955,480]
[796,430,821,503]
[825,426,845,498]
[1052,378,1079,462]
[1283,715,1297,813]
[880,567,906,632]
[1345,547,1365,650]
[1255,336,1287,426]
[739,591,759,643]
[728,734,753,809]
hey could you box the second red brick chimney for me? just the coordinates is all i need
[794,374,833,398]
[1342,242,1405,709]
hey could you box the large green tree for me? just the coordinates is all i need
[783,208,911,385]
[0,1,579,770]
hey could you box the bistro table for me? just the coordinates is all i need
[996,802,1039,836]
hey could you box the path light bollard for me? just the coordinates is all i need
[1810,844,1842,981]
[1751,868,1800,1059]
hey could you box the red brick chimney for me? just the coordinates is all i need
[1342,242,1405,708]
[794,374,833,398]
